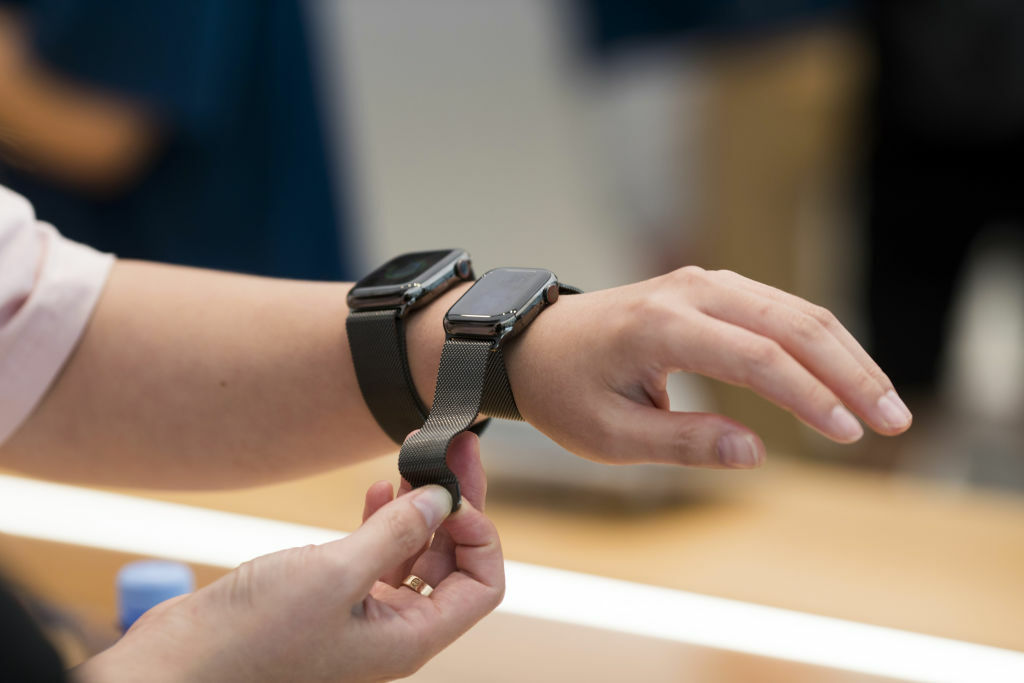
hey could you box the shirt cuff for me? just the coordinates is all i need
[0,224,114,445]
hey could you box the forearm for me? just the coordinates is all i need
[1,260,467,489]
[1,256,910,489]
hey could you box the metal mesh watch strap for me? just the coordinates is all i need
[346,309,428,445]
[398,282,581,506]
[398,338,517,505]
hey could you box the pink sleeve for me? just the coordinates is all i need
[0,185,114,445]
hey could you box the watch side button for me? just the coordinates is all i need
[455,259,473,280]
[544,283,560,305]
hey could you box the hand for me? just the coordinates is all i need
[75,433,503,682]
[506,266,913,468]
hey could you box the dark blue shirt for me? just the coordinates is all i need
[580,0,853,57]
[1,0,353,281]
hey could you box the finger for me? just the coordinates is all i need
[401,499,505,655]
[697,281,911,435]
[124,593,190,633]
[435,499,504,595]
[673,313,866,443]
[603,398,766,468]
[711,270,913,430]
[377,430,485,587]
[392,429,417,498]
[361,480,419,587]
[362,480,394,524]
[713,269,886,376]
[406,431,488,585]
[376,477,418,587]
[396,431,486,509]
[444,431,487,511]
[324,485,453,602]
[372,428,487,593]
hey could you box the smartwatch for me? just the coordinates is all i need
[346,249,475,445]
[398,267,581,506]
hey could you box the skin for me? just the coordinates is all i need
[506,265,913,468]
[0,259,912,681]
[0,7,913,679]
[74,433,503,683]
[1,260,911,488]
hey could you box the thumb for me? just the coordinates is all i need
[326,485,453,601]
[614,406,766,469]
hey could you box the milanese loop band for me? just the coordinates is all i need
[399,339,507,504]
[346,310,427,445]
[398,282,582,507]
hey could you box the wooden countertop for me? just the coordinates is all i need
[57,453,1024,653]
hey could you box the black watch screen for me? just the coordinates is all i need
[358,250,456,288]
[444,268,558,340]
[346,248,475,445]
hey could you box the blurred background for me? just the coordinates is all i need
[0,0,1022,680]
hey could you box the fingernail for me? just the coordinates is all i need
[829,405,864,442]
[716,433,760,468]
[412,485,453,528]
[889,390,913,422]
[877,390,912,430]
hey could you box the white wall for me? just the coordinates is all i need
[310,0,639,290]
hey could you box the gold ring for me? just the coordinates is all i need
[401,574,433,597]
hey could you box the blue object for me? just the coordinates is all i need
[117,560,195,631]
[580,0,854,57]
[0,0,354,281]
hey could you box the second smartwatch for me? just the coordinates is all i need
[347,249,475,445]
[399,267,581,506]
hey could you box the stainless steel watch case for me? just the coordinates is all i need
[347,249,474,316]
[443,267,560,344]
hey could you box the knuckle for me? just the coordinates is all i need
[385,507,425,558]
[311,545,353,582]
[286,543,322,572]
[589,413,629,463]
[710,268,740,284]
[490,581,507,610]
[669,421,706,465]
[808,303,839,329]
[744,338,782,374]
[875,370,896,391]
[791,312,824,343]
[801,381,829,413]
[851,366,879,394]
[670,264,706,287]
[295,542,319,560]
[226,558,258,608]
[281,543,354,592]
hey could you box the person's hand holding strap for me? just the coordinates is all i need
[504,266,913,469]
[75,432,503,683]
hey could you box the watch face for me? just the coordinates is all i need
[356,250,455,288]
[448,268,553,318]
